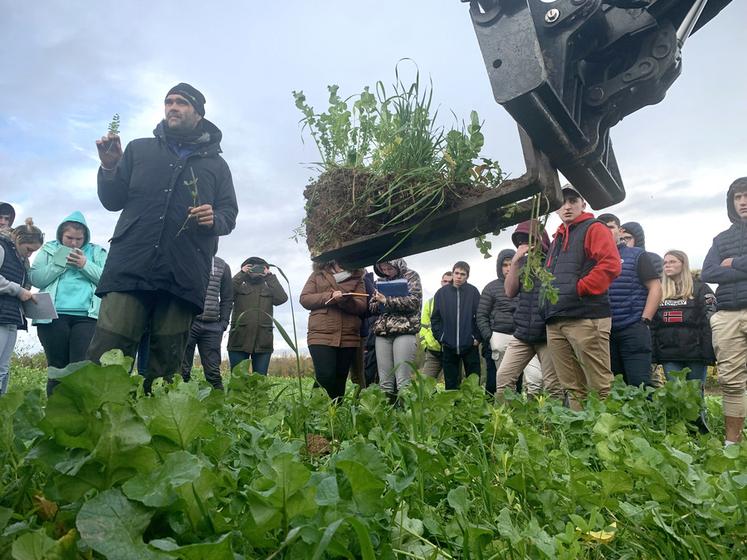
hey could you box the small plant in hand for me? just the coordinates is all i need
[107,113,120,135]
[294,61,503,256]
[175,167,200,237]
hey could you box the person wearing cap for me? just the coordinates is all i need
[88,82,239,391]
[496,220,563,400]
[542,186,621,409]
[180,243,233,389]
[598,213,662,388]
[701,176,747,445]
[227,257,288,374]
[0,203,15,231]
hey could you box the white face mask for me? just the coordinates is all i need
[333,270,352,283]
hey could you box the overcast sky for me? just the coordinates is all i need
[2,1,745,354]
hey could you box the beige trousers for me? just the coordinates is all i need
[710,310,747,417]
[495,337,564,400]
[546,317,613,410]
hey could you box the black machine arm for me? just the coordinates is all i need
[463,0,732,208]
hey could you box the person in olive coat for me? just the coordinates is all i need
[227,257,288,374]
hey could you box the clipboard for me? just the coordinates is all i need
[22,292,58,321]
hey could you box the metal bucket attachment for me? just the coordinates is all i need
[313,127,562,269]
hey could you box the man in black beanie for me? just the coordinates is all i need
[88,83,239,391]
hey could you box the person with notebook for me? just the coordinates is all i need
[370,258,423,402]
[0,219,44,394]
[30,212,108,395]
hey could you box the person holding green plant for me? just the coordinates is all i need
[87,83,238,391]
[300,261,367,400]
[29,212,107,395]
[227,257,287,374]
[701,176,747,445]
[419,271,452,379]
[370,259,422,400]
[0,218,44,395]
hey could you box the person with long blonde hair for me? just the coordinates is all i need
[651,250,716,407]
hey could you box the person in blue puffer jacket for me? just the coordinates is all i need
[30,211,107,395]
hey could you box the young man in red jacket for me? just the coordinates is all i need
[542,186,621,409]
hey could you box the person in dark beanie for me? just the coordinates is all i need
[476,249,517,395]
[0,203,15,231]
[432,261,482,390]
[181,242,233,389]
[88,82,238,391]
[701,176,747,445]
[619,221,664,275]
[227,257,288,374]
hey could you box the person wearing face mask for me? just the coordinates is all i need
[300,261,367,400]
[29,212,107,395]
[227,257,288,374]
[0,218,44,394]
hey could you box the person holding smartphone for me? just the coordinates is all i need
[30,212,107,394]
[227,256,288,374]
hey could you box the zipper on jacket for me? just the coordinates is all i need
[456,287,461,349]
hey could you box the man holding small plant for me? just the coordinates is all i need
[88,83,238,390]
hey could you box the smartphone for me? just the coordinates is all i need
[249,264,265,274]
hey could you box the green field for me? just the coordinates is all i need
[1,358,745,559]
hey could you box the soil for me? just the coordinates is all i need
[304,167,489,256]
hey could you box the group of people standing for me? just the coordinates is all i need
[0,80,744,444]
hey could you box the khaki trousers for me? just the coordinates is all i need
[546,317,613,410]
[710,310,747,417]
[421,349,443,379]
[495,337,564,401]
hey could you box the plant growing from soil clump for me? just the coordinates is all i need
[293,61,503,257]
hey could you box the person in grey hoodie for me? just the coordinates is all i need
[476,249,516,395]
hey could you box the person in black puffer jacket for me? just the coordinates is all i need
[701,176,747,445]
[496,221,564,400]
[476,248,515,395]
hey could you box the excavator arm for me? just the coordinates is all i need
[464,0,733,208]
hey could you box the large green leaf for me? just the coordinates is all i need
[136,384,213,449]
[333,442,387,515]
[149,534,233,560]
[123,450,203,507]
[11,530,57,560]
[76,488,167,560]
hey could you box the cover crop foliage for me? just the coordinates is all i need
[1,360,746,559]
[293,61,503,257]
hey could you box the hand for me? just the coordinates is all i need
[18,289,36,303]
[241,264,251,273]
[96,133,123,170]
[189,204,214,227]
[514,244,530,261]
[331,290,343,302]
[373,290,386,304]
[721,258,734,268]
[66,248,87,268]
[473,338,479,347]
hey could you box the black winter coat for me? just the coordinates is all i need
[432,282,481,353]
[651,280,716,364]
[476,249,516,341]
[96,120,238,311]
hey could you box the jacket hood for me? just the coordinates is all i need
[495,249,516,279]
[512,220,550,253]
[154,118,223,152]
[727,177,747,224]
[0,202,16,227]
[56,211,90,245]
[374,258,408,279]
[620,221,645,248]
